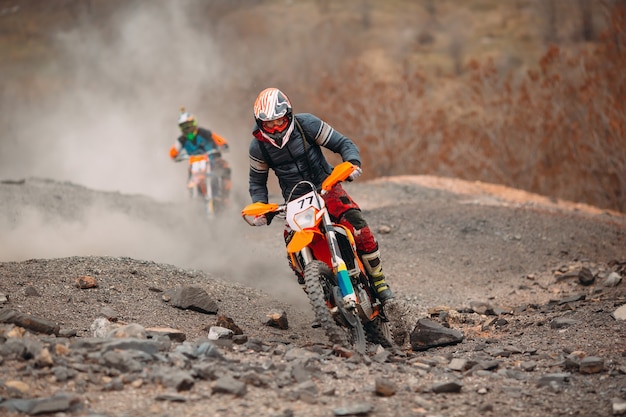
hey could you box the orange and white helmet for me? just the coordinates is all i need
[253,88,294,148]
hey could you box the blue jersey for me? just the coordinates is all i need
[177,127,221,156]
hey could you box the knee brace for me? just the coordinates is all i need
[341,209,368,230]
[361,249,384,278]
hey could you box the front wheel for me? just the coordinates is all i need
[304,260,366,354]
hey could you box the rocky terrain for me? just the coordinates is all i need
[0,176,625,417]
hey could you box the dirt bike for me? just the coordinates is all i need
[241,162,394,354]
[175,149,227,218]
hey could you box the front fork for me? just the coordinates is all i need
[324,224,358,307]
[289,212,358,309]
[295,239,357,310]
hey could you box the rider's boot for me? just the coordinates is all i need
[297,274,307,293]
[199,181,208,199]
[220,177,232,206]
[361,249,395,305]
[222,177,232,194]
[293,264,307,293]
[285,251,307,293]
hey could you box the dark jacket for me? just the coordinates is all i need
[248,113,361,203]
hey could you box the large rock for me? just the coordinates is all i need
[0,309,60,335]
[409,318,464,351]
[166,286,219,314]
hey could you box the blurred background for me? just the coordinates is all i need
[1,0,624,212]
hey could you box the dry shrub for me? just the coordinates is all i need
[306,3,626,213]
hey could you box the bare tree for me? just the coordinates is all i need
[578,0,595,41]
[360,0,372,29]
[449,36,465,76]
[424,0,436,22]
[543,0,558,43]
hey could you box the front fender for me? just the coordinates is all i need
[286,230,316,253]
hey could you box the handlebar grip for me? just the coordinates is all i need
[266,211,278,226]
[242,214,255,226]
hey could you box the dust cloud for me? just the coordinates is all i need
[2,1,244,200]
[0,2,302,305]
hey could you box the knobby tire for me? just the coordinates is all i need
[304,260,366,354]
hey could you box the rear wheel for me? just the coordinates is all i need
[304,260,366,354]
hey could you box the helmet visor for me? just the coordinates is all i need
[180,121,196,135]
[261,116,289,135]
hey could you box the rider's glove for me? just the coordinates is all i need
[348,166,363,182]
[253,215,268,226]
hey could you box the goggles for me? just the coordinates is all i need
[261,116,289,134]
[180,122,196,134]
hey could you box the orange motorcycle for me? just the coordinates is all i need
[242,162,394,354]
[175,149,225,217]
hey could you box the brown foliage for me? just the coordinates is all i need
[305,4,626,213]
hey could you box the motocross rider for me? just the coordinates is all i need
[169,108,232,202]
[247,87,395,305]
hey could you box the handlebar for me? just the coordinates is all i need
[240,161,358,226]
[241,210,285,226]
[174,149,221,162]
[241,202,285,226]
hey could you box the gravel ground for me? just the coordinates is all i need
[0,176,625,417]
